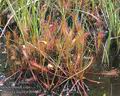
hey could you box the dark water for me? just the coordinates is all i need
[87,75,120,96]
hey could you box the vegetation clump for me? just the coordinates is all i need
[0,0,120,95]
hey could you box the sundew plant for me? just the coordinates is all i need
[0,0,119,95]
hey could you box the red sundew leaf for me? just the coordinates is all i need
[101,69,119,77]
[59,0,69,9]
[49,24,55,32]
[47,15,51,23]
[75,53,81,65]
[43,82,50,89]
[86,69,119,77]
[98,32,105,39]
[30,60,48,72]
[63,0,70,9]
[49,22,57,33]
[79,32,90,45]
[61,17,69,36]
[46,37,56,51]
[21,45,29,59]
[85,78,102,84]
